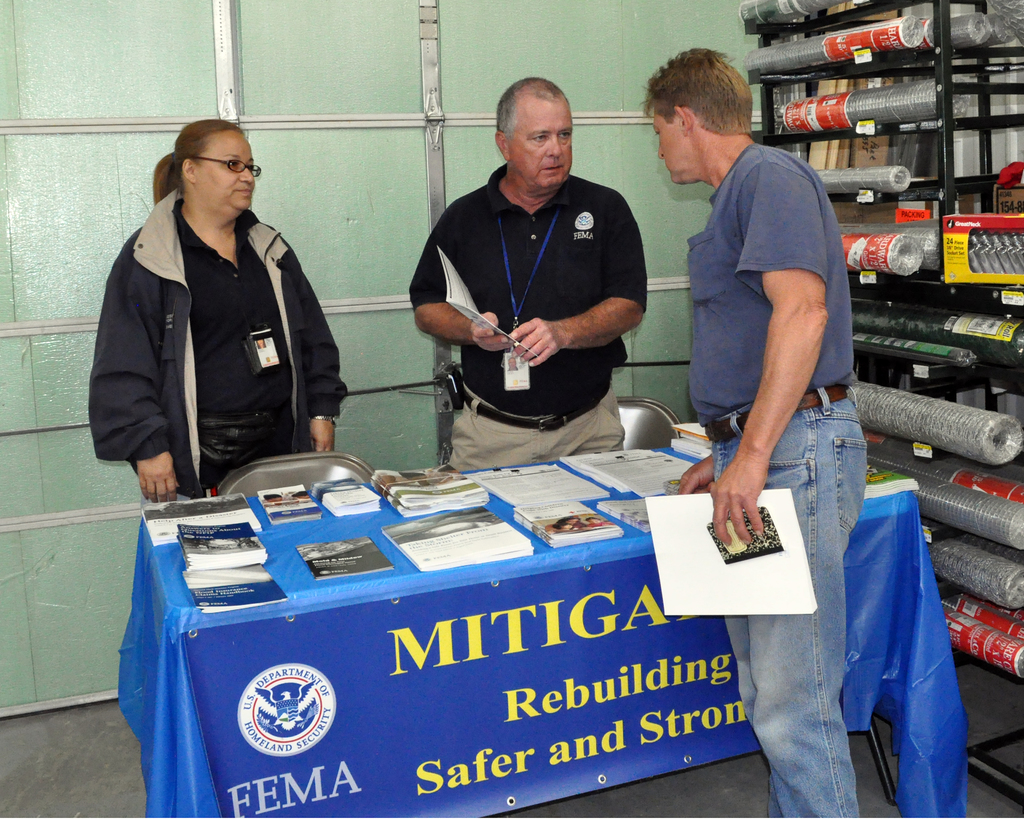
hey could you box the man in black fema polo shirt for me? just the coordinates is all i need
[409,77,647,470]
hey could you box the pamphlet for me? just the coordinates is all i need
[142,494,262,546]
[513,501,623,546]
[296,536,394,579]
[471,464,609,506]
[177,521,267,571]
[183,564,287,612]
[257,485,322,524]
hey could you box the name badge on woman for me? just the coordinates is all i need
[243,323,281,375]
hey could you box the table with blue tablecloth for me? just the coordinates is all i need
[118,457,966,818]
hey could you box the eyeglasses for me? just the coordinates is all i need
[192,156,262,177]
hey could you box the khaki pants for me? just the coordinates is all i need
[450,387,625,471]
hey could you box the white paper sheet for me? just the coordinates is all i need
[647,488,817,616]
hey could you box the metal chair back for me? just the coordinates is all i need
[617,396,681,450]
[217,451,374,496]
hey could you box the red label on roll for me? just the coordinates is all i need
[783,92,853,132]
[843,233,899,272]
[823,21,909,61]
[951,469,1024,503]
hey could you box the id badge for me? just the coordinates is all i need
[502,350,530,391]
[243,324,281,375]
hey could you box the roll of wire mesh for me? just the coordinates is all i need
[968,229,1024,275]
[739,0,838,24]
[867,450,1024,548]
[853,333,978,366]
[842,233,923,275]
[852,380,1024,464]
[778,80,968,132]
[817,165,911,193]
[852,300,1024,368]
[744,17,924,73]
[930,537,1024,608]
[840,221,941,269]
[986,13,1017,44]
[989,0,1024,43]
[920,13,994,48]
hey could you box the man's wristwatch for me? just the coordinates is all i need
[311,415,337,425]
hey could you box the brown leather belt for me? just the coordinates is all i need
[704,385,851,443]
[473,391,605,432]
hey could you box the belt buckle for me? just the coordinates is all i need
[536,414,563,432]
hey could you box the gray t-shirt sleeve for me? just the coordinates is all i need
[734,162,830,296]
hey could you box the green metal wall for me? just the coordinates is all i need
[0,0,752,708]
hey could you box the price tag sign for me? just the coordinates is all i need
[1002,290,1024,307]
[856,120,876,135]
[913,442,933,459]
[856,189,875,204]
[922,526,932,544]
[859,271,877,284]
[913,364,930,379]
[853,47,873,64]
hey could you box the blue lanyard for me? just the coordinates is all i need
[498,207,560,328]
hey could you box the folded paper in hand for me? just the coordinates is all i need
[439,247,536,358]
[647,488,817,616]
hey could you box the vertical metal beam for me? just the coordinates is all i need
[934,0,956,218]
[420,0,454,465]
[212,0,242,122]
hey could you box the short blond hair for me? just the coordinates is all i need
[644,49,752,135]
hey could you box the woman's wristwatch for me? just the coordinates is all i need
[311,415,337,425]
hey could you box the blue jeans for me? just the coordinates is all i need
[713,393,866,818]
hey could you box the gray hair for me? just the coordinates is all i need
[496,77,569,137]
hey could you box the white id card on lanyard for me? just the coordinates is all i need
[503,350,530,390]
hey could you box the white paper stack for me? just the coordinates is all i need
[471,464,609,506]
[864,465,919,498]
[310,478,382,516]
[183,564,287,613]
[596,499,651,533]
[142,494,263,546]
[177,522,268,571]
[671,423,712,459]
[372,466,489,517]
[513,501,623,546]
[560,450,693,497]
[382,507,533,571]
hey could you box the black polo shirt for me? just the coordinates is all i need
[410,167,647,417]
[174,200,292,414]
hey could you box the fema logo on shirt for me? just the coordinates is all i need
[237,663,336,756]
[574,211,595,240]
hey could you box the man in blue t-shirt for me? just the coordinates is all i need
[645,50,866,817]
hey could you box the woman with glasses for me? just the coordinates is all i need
[89,119,347,502]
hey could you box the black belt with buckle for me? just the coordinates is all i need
[474,391,606,432]
[704,385,851,443]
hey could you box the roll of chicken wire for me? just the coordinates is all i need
[988,0,1024,44]
[967,229,1024,275]
[778,80,968,132]
[840,221,941,269]
[739,0,839,24]
[868,452,1024,548]
[921,13,994,49]
[931,539,1024,608]
[853,333,978,366]
[843,233,923,275]
[852,380,1023,464]
[986,13,1017,44]
[744,17,924,73]
[852,300,1024,368]
[817,165,911,193]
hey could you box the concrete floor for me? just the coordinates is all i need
[0,660,1020,817]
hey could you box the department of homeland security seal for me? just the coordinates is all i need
[574,211,595,230]
[238,664,336,756]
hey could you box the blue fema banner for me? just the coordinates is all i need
[186,555,759,817]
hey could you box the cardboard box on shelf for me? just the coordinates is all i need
[994,185,1024,216]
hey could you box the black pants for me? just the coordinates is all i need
[199,404,295,491]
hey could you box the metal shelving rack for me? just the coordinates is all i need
[748,1,1024,808]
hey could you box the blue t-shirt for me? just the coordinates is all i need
[687,144,854,425]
